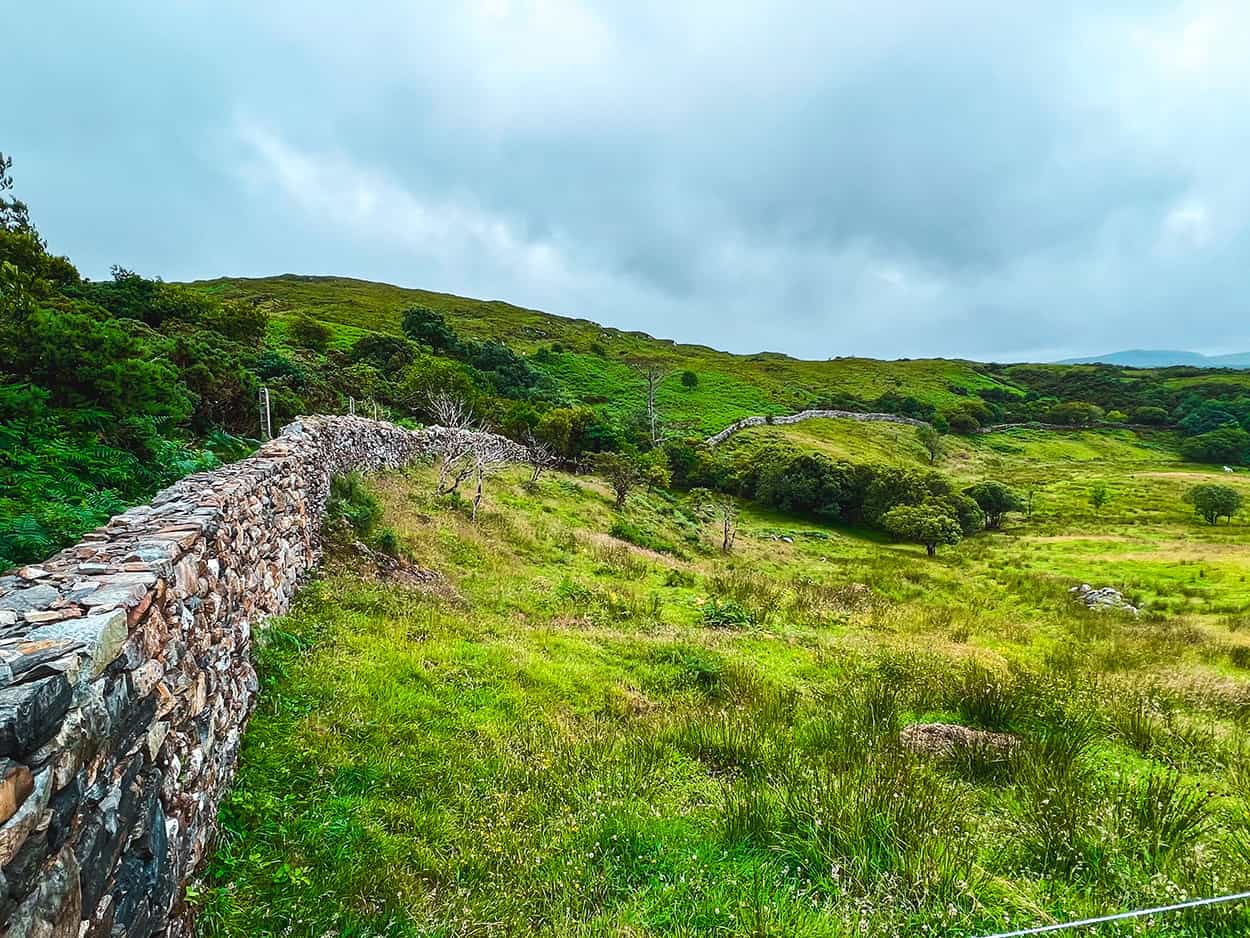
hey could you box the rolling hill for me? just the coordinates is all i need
[1060,348,1250,368]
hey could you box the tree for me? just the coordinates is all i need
[881,504,963,557]
[351,333,416,371]
[0,152,34,236]
[594,452,643,508]
[1131,406,1171,426]
[1089,480,1110,512]
[631,360,673,446]
[288,315,331,351]
[690,487,739,553]
[946,410,981,434]
[429,393,484,495]
[523,430,558,485]
[1184,484,1242,525]
[469,439,511,523]
[680,370,699,390]
[401,305,460,353]
[964,480,1026,530]
[917,424,943,464]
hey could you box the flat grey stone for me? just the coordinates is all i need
[27,610,127,680]
[0,586,60,615]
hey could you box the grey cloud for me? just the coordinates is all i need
[7,0,1250,361]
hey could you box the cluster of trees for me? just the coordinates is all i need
[659,434,1034,555]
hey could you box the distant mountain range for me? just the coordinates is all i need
[1058,349,1250,369]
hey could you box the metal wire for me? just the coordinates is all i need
[979,890,1250,937]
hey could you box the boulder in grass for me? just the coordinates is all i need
[1070,583,1138,615]
[900,722,1019,758]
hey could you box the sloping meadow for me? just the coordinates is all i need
[200,458,1250,937]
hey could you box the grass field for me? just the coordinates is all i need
[198,425,1250,937]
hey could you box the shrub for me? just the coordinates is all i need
[680,369,698,389]
[326,472,381,541]
[1184,483,1242,524]
[1181,426,1250,466]
[1088,480,1110,512]
[595,452,644,508]
[287,315,332,351]
[702,596,754,628]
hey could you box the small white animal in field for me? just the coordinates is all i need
[1224,466,1235,473]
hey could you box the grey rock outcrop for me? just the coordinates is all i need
[1070,583,1138,615]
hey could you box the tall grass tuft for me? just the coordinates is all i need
[1114,769,1211,871]
[950,661,1020,731]
[775,750,975,904]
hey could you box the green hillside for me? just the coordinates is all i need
[192,274,1019,430]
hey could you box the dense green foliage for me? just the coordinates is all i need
[965,480,1026,530]
[1185,483,1242,525]
[880,503,963,555]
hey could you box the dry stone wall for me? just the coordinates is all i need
[0,416,523,937]
[705,409,929,446]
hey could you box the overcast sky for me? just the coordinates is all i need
[8,2,1250,361]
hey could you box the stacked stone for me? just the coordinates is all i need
[704,409,930,447]
[0,416,519,938]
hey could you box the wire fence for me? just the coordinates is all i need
[980,890,1250,937]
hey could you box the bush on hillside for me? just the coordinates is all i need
[1184,484,1242,525]
[288,314,332,351]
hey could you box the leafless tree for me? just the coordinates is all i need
[470,437,512,522]
[631,361,673,446]
[524,431,558,485]
[691,488,740,553]
[429,393,483,495]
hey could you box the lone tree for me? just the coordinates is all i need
[964,480,1026,530]
[1184,483,1242,525]
[690,487,740,553]
[594,451,643,508]
[631,360,673,446]
[916,424,943,464]
[881,504,963,557]
[402,304,460,353]
[680,369,699,390]
[469,439,511,523]
[1089,480,1110,513]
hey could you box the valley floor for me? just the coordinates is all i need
[197,429,1250,937]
